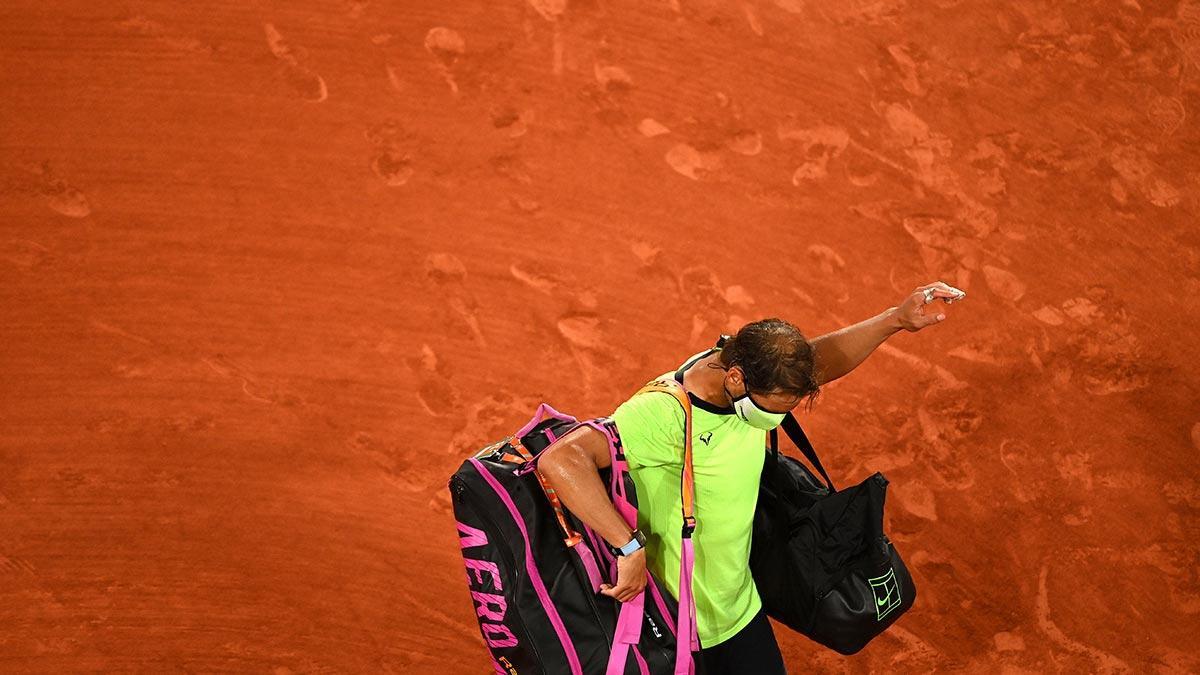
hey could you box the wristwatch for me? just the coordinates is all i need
[614,529,647,556]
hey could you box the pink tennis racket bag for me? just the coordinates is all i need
[448,391,699,674]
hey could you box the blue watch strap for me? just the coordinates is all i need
[618,531,645,556]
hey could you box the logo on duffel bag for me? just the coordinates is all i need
[867,566,902,621]
[458,521,519,649]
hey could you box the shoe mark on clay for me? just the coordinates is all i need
[722,284,755,309]
[491,154,534,185]
[894,479,937,521]
[1145,93,1185,138]
[89,319,154,346]
[1108,144,1181,209]
[741,2,764,37]
[663,139,718,181]
[1039,287,1152,396]
[916,435,977,493]
[687,92,763,158]
[725,129,762,156]
[164,413,215,434]
[558,311,633,400]
[788,286,817,309]
[368,33,408,95]
[490,104,530,139]
[116,15,218,57]
[200,354,304,407]
[384,60,406,94]
[526,0,567,75]
[980,265,1026,302]
[510,263,558,295]
[3,239,52,271]
[1069,542,1200,615]
[664,143,723,180]
[841,140,882,188]
[424,252,487,347]
[16,162,91,218]
[944,341,1003,366]
[727,98,766,158]
[676,265,733,338]
[349,429,423,492]
[879,102,953,190]
[776,118,849,184]
[407,343,460,418]
[577,34,639,126]
[817,0,909,26]
[424,27,465,96]
[264,23,327,102]
[914,387,982,490]
[557,313,606,350]
[965,138,1008,200]
[638,118,671,138]
[1171,1,1200,71]
[365,119,416,187]
[898,215,985,281]
[771,0,805,16]
[447,392,544,459]
[849,101,1001,245]
[0,554,36,576]
[630,241,662,267]
[629,240,679,298]
[508,194,542,215]
[885,43,924,97]
[879,623,939,668]
[1053,450,1094,491]
[1035,561,1130,673]
[999,438,1072,504]
[1032,305,1066,326]
[805,244,845,275]
[661,93,763,180]
[1003,126,1104,181]
[594,63,634,92]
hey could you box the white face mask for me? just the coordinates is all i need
[724,378,786,431]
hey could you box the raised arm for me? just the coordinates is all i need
[810,281,965,385]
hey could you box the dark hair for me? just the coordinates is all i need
[708,317,821,413]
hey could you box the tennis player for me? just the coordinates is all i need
[539,281,964,674]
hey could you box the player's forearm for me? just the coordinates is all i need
[538,443,634,549]
[809,306,903,385]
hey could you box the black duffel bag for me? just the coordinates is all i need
[749,413,917,655]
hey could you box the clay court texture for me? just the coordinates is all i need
[2,0,1199,672]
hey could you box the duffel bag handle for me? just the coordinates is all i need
[515,402,579,439]
[770,413,836,492]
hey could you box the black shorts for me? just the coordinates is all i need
[691,607,787,675]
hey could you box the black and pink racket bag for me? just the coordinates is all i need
[448,403,697,675]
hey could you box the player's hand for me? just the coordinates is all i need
[894,281,966,332]
[599,549,647,603]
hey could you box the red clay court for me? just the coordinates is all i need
[2,1,1198,672]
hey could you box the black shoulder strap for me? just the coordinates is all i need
[768,412,836,492]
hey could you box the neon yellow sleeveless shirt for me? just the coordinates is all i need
[609,345,767,648]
